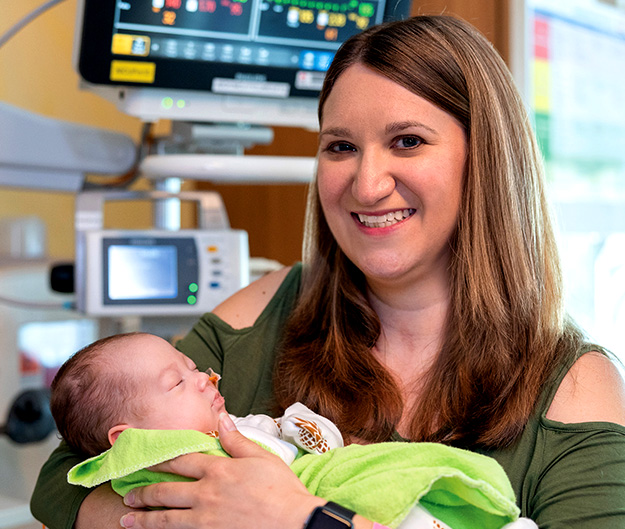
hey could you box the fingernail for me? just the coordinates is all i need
[123,491,135,506]
[219,412,237,432]
[120,513,135,528]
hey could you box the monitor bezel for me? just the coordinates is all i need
[74,0,412,99]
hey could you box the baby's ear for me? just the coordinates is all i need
[108,424,131,446]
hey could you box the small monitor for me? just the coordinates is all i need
[73,0,411,127]
[77,229,250,315]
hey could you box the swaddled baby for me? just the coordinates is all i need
[53,332,537,529]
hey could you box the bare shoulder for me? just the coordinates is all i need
[546,351,625,426]
[212,266,293,329]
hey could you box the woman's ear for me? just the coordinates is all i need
[108,424,131,446]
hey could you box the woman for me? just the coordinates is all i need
[32,15,625,529]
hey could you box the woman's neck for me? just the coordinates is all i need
[367,269,450,361]
[367,271,450,426]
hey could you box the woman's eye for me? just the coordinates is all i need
[393,136,423,149]
[325,141,356,153]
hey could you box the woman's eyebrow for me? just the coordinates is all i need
[386,120,438,136]
[319,126,352,139]
[319,122,439,140]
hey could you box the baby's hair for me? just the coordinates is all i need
[50,332,150,456]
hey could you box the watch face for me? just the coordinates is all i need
[306,508,353,529]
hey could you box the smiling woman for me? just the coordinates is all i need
[276,15,556,447]
[32,14,625,529]
[316,64,467,291]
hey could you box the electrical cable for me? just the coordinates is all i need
[1,0,144,192]
[0,294,74,310]
[82,121,154,190]
[0,0,68,49]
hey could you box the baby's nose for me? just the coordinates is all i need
[197,370,212,391]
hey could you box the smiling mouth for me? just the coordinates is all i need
[353,208,416,228]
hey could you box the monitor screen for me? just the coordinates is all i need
[74,0,411,127]
[107,244,178,300]
[101,236,200,307]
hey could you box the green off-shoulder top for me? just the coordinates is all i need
[31,263,625,529]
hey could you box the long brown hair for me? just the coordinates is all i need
[274,15,583,447]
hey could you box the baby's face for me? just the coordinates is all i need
[124,334,227,433]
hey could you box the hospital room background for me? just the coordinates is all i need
[1,0,624,527]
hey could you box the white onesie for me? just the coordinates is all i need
[230,401,344,464]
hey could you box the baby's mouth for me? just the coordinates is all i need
[353,208,416,228]
[212,392,225,407]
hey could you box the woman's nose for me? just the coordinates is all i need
[351,151,396,205]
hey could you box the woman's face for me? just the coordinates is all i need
[317,64,467,291]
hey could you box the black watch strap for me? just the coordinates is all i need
[303,502,356,529]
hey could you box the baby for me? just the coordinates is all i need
[50,332,342,462]
[52,332,536,529]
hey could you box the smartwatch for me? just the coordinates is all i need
[303,502,355,529]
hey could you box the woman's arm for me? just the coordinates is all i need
[546,351,625,425]
[75,484,133,529]
[30,441,92,529]
[211,266,292,329]
[532,351,625,527]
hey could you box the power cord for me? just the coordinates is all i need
[0,0,68,49]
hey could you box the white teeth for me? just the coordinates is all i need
[356,209,415,228]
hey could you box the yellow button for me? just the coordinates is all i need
[112,34,151,56]
[110,60,156,83]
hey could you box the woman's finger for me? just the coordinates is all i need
[147,452,217,480]
[122,412,320,529]
[217,412,279,459]
[120,506,215,529]
[124,479,207,510]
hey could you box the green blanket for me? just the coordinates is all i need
[68,429,520,529]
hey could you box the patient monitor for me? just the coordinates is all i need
[69,0,411,316]
[75,191,249,316]
[73,0,411,128]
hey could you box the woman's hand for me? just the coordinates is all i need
[119,413,324,529]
